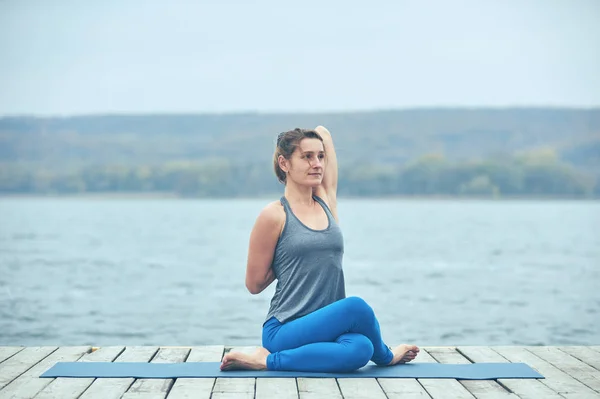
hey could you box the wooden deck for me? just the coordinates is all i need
[0,345,599,398]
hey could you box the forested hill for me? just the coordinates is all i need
[1,108,599,197]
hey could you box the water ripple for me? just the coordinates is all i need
[1,198,598,347]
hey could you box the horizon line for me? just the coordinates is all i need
[2,105,600,119]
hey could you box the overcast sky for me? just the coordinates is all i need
[1,0,599,116]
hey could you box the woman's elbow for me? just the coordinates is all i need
[245,279,262,295]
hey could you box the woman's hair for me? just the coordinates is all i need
[273,128,324,184]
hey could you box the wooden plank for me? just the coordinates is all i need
[34,346,124,399]
[493,346,599,399]
[256,378,298,399]
[458,346,564,399]
[211,380,255,399]
[558,346,600,371]
[79,346,159,399]
[426,347,516,398]
[0,346,90,399]
[167,345,224,399]
[211,379,255,399]
[0,347,25,364]
[121,347,189,399]
[377,378,432,399]
[0,347,57,391]
[212,346,256,399]
[414,348,475,399]
[297,378,342,399]
[337,378,387,399]
[527,346,600,393]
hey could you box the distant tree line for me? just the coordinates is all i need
[1,108,599,199]
[1,153,597,198]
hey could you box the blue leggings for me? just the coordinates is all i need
[262,296,393,372]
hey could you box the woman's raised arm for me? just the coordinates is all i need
[314,125,339,221]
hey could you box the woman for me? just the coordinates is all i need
[220,126,419,372]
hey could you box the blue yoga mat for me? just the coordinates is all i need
[40,361,544,379]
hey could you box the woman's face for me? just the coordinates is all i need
[280,138,325,187]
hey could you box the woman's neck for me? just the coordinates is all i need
[284,181,315,206]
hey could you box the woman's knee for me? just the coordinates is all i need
[343,296,375,321]
[342,334,374,370]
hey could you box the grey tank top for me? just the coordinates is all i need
[265,195,346,324]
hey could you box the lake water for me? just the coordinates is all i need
[1,198,599,348]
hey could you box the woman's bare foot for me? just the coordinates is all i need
[220,347,270,371]
[388,344,420,365]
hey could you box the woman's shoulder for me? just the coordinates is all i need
[256,199,286,226]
